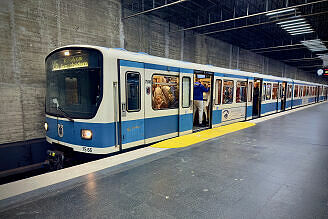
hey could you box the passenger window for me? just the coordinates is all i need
[236,81,247,103]
[152,75,179,110]
[223,80,234,104]
[294,85,299,97]
[126,72,141,112]
[262,83,266,101]
[303,86,306,97]
[248,82,253,102]
[272,84,278,100]
[215,79,222,105]
[280,84,283,99]
[287,85,292,98]
[182,77,190,108]
[266,83,271,100]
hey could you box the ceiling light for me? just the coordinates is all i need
[279,21,307,27]
[288,29,313,34]
[286,27,313,32]
[277,18,305,25]
[290,31,314,35]
[301,39,327,52]
[266,8,295,16]
[282,24,310,29]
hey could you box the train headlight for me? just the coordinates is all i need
[44,122,48,131]
[81,129,92,140]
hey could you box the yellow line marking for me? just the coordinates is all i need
[151,122,256,148]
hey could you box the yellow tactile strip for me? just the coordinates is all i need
[151,122,256,148]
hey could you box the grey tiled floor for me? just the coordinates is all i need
[1,103,328,218]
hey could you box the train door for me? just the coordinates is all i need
[119,61,145,149]
[144,68,179,144]
[272,82,279,112]
[316,86,320,102]
[252,78,262,118]
[280,82,287,111]
[286,83,292,109]
[192,71,213,131]
[212,75,223,127]
[179,70,193,136]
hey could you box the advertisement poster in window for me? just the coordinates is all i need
[222,107,246,122]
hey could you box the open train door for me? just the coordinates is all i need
[179,69,194,136]
[316,86,320,102]
[280,82,287,111]
[118,60,145,150]
[252,78,262,118]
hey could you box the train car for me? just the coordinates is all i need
[44,45,327,164]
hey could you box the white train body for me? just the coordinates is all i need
[45,45,328,154]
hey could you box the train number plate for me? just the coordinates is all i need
[82,147,93,153]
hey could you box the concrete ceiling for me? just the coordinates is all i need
[122,0,328,75]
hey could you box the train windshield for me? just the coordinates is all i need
[45,48,103,119]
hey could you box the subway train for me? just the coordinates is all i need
[44,45,328,158]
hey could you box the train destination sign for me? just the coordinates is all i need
[52,54,88,71]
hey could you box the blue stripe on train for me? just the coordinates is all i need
[120,60,193,73]
[179,113,193,132]
[246,106,252,118]
[261,102,277,114]
[46,117,116,148]
[145,115,179,139]
[212,110,222,124]
[293,99,302,106]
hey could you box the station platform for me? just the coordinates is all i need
[0,102,328,218]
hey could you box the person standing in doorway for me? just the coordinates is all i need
[193,77,210,126]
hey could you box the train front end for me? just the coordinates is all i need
[45,47,116,157]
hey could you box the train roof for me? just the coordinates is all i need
[50,45,325,86]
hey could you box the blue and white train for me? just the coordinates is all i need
[44,45,328,155]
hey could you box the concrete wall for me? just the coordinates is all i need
[0,0,326,144]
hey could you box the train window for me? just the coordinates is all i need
[280,84,283,99]
[294,85,299,97]
[272,84,278,100]
[182,77,190,108]
[306,86,309,96]
[215,79,222,105]
[248,82,253,102]
[262,83,266,101]
[65,77,80,105]
[223,80,234,104]
[152,75,179,110]
[303,86,306,97]
[266,83,272,100]
[287,85,292,98]
[236,81,247,103]
[126,72,141,112]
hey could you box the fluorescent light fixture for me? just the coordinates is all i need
[288,30,313,35]
[277,18,305,25]
[301,39,327,52]
[290,31,314,35]
[286,27,313,32]
[266,8,295,16]
[279,21,307,27]
[288,28,313,33]
[282,24,310,29]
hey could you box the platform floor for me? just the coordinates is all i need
[1,103,328,218]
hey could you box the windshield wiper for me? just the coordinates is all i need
[52,98,74,122]
[57,106,74,122]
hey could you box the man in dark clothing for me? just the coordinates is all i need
[193,78,210,125]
